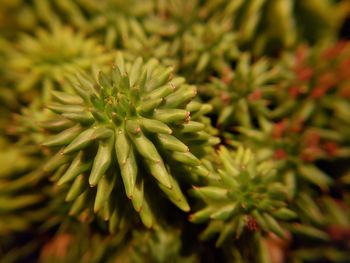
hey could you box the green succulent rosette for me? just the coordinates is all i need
[180,18,239,81]
[190,146,296,247]
[40,53,219,228]
[200,0,342,55]
[0,136,65,236]
[288,196,350,263]
[200,53,283,129]
[271,42,350,159]
[223,120,334,197]
[143,0,201,37]
[220,42,350,197]
[8,23,114,105]
[32,0,89,30]
[112,17,180,68]
[75,0,154,48]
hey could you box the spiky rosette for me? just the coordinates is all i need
[8,23,114,105]
[143,0,201,38]
[201,53,283,128]
[181,18,239,80]
[190,146,296,247]
[270,42,350,159]
[77,0,153,48]
[32,0,89,30]
[287,196,350,263]
[223,119,334,195]
[101,1,204,71]
[113,18,179,68]
[40,53,219,228]
[0,136,64,235]
[116,1,217,72]
[200,0,342,55]
[220,43,350,193]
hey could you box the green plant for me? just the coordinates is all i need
[1,1,350,262]
[8,23,114,105]
[190,147,296,247]
[40,53,218,229]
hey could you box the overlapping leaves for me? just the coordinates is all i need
[9,23,114,104]
[190,146,296,246]
[41,53,218,228]
[201,53,283,128]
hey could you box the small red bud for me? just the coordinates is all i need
[296,67,313,82]
[247,89,262,101]
[246,215,259,231]
[327,225,350,242]
[318,72,336,88]
[288,86,301,98]
[272,120,287,139]
[290,118,303,133]
[339,57,350,79]
[221,67,233,84]
[338,83,350,98]
[274,149,287,160]
[323,142,339,157]
[311,86,327,99]
[304,131,320,148]
[295,45,308,66]
[321,41,348,60]
[220,92,230,104]
[300,146,322,162]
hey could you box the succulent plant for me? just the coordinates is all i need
[143,0,201,38]
[114,227,199,263]
[224,119,334,195]
[190,146,296,247]
[271,42,350,158]
[0,136,65,235]
[201,0,344,55]
[200,0,342,55]
[6,105,49,145]
[2,1,350,262]
[40,52,218,228]
[287,196,350,263]
[180,18,239,81]
[114,18,180,68]
[200,53,283,129]
[220,42,350,195]
[8,23,114,105]
[32,0,89,30]
[77,0,154,48]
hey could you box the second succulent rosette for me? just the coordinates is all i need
[39,52,219,228]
